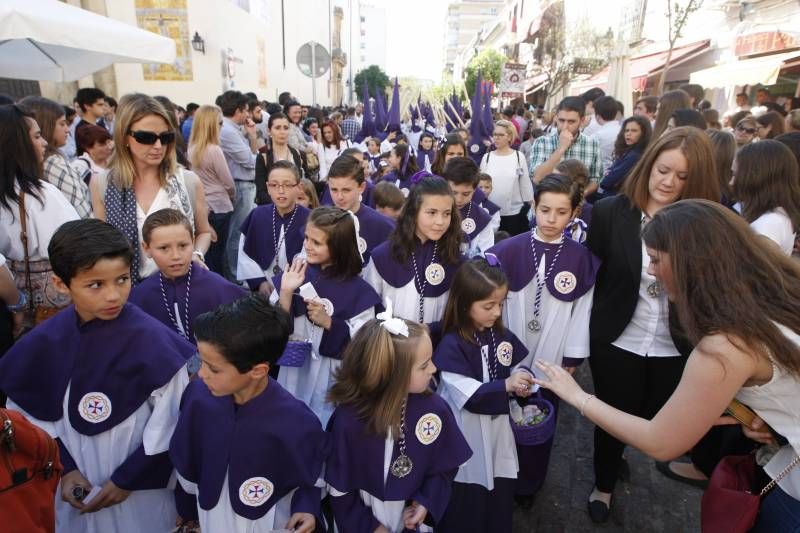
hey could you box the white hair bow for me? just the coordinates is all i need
[376,298,409,337]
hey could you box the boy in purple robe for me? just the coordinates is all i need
[320,148,377,209]
[129,208,247,345]
[441,157,495,257]
[323,154,394,265]
[169,294,328,533]
[0,219,194,532]
[237,160,310,294]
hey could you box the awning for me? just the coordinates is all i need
[690,50,800,88]
[570,40,711,94]
[525,72,549,93]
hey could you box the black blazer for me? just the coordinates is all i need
[586,194,692,356]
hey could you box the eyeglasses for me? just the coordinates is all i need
[128,130,176,145]
[267,182,298,191]
[492,132,507,137]
[736,125,757,134]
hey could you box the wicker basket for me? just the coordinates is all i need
[510,393,556,446]
[277,340,311,367]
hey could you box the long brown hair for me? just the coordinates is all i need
[652,89,691,139]
[188,105,222,169]
[441,258,507,343]
[706,129,736,203]
[328,319,429,437]
[18,96,65,159]
[642,199,800,378]
[622,126,720,211]
[733,140,800,231]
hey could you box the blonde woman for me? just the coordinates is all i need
[188,105,235,275]
[479,119,533,235]
[91,93,211,283]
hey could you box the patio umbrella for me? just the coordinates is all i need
[0,0,176,82]
[607,37,632,119]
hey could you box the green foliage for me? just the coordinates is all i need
[354,65,391,98]
[464,49,507,97]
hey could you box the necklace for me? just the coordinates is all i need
[159,265,192,340]
[475,328,498,381]
[527,229,564,332]
[272,205,298,275]
[390,399,413,478]
[410,241,441,323]
[641,213,661,298]
[460,202,476,235]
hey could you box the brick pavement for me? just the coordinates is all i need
[512,365,702,533]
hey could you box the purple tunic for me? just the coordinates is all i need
[459,201,492,243]
[471,188,500,217]
[169,379,328,520]
[488,231,599,302]
[320,180,376,208]
[240,204,310,287]
[370,239,463,298]
[325,393,472,532]
[380,170,414,193]
[129,263,247,342]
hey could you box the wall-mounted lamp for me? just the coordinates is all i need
[191,32,206,54]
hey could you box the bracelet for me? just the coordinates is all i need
[579,394,595,417]
[192,250,205,262]
[6,290,27,313]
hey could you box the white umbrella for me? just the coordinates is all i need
[607,37,632,117]
[0,0,176,82]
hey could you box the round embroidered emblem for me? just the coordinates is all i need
[554,271,577,295]
[496,341,513,366]
[78,392,112,423]
[239,477,274,507]
[461,217,476,234]
[415,413,443,445]
[470,143,480,154]
[424,263,445,286]
[319,298,335,317]
[357,237,368,255]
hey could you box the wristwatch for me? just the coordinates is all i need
[6,290,27,313]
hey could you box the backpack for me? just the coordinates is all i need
[0,408,62,533]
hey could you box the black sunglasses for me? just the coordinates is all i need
[736,125,757,135]
[128,130,176,145]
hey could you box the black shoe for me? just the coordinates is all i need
[618,457,631,482]
[514,494,535,510]
[587,498,611,524]
[655,461,709,489]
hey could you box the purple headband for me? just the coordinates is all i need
[483,252,502,268]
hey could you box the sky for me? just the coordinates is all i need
[381,0,449,83]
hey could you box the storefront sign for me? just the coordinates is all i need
[735,32,799,57]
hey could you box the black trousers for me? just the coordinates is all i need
[499,212,529,236]
[589,341,687,492]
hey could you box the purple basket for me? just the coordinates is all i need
[510,394,556,446]
[277,340,311,367]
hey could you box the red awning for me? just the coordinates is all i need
[571,40,711,93]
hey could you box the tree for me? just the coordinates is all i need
[656,0,703,95]
[464,49,507,98]
[354,65,391,99]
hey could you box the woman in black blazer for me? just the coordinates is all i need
[584,127,720,522]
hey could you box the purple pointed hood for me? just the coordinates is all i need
[354,80,377,144]
[468,72,487,164]
[387,77,401,133]
[374,88,388,132]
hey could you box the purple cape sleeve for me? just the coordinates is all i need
[463,379,509,416]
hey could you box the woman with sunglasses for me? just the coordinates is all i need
[91,93,212,284]
[734,117,759,149]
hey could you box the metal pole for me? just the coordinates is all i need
[311,41,317,106]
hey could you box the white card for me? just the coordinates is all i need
[298,282,319,301]
[81,485,103,505]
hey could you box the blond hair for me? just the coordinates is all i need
[188,105,222,169]
[109,93,176,189]
[494,119,517,143]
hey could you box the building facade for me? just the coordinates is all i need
[442,0,506,77]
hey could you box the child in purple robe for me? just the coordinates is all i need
[487,174,600,508]
[364,177,465,325]
[0,219,194,532]
[364,137,383,180]
[237,160,310,294]
[416,133,436,173]
[381,144,419,197]
[170,294,327,533]
[272,207,381,427]
[129,208,246,345]
[434,258,535,532]
[324,154,394,265]
[441,157,495,257]
[326,313,472,532]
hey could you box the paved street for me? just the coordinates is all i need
[512,366,702,533]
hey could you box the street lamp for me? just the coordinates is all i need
[191,32,205,55]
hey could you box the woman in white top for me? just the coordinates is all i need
[317,120,350,181]
[536,200,800,531]
[480,119,533,236]
[732,140,800,256]
[91,93,211,283]
[0,105,79,328]
[20,96,93,219]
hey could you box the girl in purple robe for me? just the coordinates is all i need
[434,258,535,532]
[381,144,419,198]
[364,177,465,325]
[272,207,381,427]
[416,133,436,173]
[326,313,472,532]
[130,208,246,346]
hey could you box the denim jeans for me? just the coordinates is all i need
[206,211,232,276]
[752,486,800,532]
[225,180,256,280]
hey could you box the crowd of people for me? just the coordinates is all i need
[0,80,799,533]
